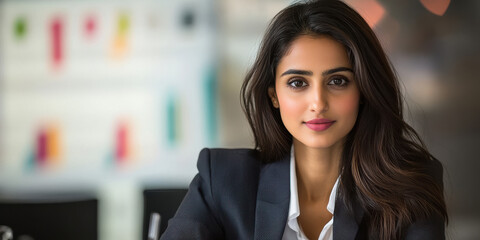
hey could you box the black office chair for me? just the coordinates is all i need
[0,197,98,240]
[142,188,188,240]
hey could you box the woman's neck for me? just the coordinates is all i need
[293,140,342,202]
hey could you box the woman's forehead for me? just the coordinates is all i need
[276,35,352,73]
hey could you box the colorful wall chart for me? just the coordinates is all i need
[1,0,218,188]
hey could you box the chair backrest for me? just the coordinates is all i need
[0,198,98,240]
[142,188,188,240]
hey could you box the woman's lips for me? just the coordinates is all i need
[304,119,335,131]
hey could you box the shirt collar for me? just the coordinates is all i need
[288,145,300,220]
[287,145,340,221]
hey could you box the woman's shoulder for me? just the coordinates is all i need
[199,147,260,160]
[196,148,262,175]
[195,148,263,214]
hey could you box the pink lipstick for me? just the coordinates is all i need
[304,118,335,131]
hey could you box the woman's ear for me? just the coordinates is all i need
[268,87,279,108]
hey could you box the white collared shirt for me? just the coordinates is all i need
[282,146,339,240]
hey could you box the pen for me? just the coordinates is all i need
[0,225,13,240]
[147,212,161,240]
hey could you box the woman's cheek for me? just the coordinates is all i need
[337,93,360,116]
[278,95,304,121]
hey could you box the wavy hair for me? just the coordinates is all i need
[240,0,448,238]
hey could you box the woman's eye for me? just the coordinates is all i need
[288,79,307,88]
[328,77,349,87]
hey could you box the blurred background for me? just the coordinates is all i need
[0,0,478,239]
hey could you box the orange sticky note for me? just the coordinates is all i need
[47,125,61,165]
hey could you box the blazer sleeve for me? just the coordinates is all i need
[160,148,224,240]
[404,158,446,240]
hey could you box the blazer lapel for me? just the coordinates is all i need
[254,154,290,240]
[333,195,365,240]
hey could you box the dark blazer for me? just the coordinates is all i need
[161,148,445,240]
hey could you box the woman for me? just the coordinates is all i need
[161,0,448,239]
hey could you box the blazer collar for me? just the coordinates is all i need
[333,194,365,239]
[254,153,290,240]
[253,151,365,240]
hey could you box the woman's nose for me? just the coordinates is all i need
[309,87,328,113]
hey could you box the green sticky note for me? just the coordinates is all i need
[14,17,27,40]
[118,13,130,35]
[204,66,218,145]
[166,92,178,147]
[24,148,36,172]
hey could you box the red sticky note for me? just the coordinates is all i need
[37,128,47,165]
[85,15,96,38]
[116,123,128,163]
[51,17,63,67]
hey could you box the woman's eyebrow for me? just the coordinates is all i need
[280,67,353,77]
[322,67,353,76]
[280,69,313,76]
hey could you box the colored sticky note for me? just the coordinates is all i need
[47,125,61,164]
[166,92,179,147]
[50,17,64,67]
[116,122,129,163]
[118,13,129,36]
[111,12,130,58]
[204,67,218,145]
[35,124,62,168]
[84,15,97,38]
[14,17,27,40]
[36,128,47,166]
[24,148,36,172]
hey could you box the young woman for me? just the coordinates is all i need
[161,0,448,239]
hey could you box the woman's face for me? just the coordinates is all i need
[269,35,360,151]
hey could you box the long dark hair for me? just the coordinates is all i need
[240,0,448,238]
